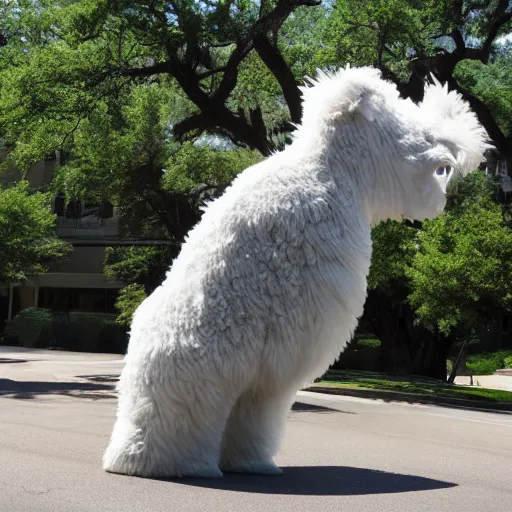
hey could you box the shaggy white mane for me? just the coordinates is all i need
[296,65,489,176]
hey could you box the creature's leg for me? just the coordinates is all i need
[103,375,234,478]
[220,386,297,474]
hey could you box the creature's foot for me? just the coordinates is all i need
[104,456,223,479]
[221,459,283,475]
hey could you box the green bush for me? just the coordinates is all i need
[4,307,53,348]
[4,308,128,353]
[357,338,381,348]
[504,356,512,369]
[466,350,512,375]
[115,284,147,327]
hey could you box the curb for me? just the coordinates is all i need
[305,386,512,413]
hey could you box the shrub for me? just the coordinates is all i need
[504,356,512,369]
[4,308,128,353]
[466,350,512,375]
[4,307,53,348]
[115,284,147,327]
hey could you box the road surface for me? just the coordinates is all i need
[1,347,511,512]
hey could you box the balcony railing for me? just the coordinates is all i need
[56,216,119,239]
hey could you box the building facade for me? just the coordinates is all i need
[0,156,124,330]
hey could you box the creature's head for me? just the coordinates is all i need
[297,66,490,224]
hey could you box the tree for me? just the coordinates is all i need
[408,172,512,337]
[0,181,71,282]
[323,0,512,163]
[1,1,511,377]
[0,0,324,160]
[363,219,452,379]
[365,171,512,380]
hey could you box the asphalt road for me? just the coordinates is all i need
[1,347,511,512]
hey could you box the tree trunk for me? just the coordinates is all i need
[363,288,451,380]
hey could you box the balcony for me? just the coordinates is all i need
[56,216,119,240]
[54,198,119,242]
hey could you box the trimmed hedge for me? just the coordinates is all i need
[3,308,128,354]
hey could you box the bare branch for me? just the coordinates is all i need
[480,0,512,63]
[253,35,302,124]
[196,67,227,80]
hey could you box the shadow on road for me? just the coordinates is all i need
[291,401,355,414]
[76,374,120,383]
[0,378,117,400]
[176,466,457,495]
[0,358,28,364]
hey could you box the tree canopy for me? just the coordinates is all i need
[408,172,512,336]
[0,182,71,282]
[1,1,511,162]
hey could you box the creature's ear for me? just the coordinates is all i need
[299,66,383,126]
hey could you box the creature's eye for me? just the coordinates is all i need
[435,165,451,176]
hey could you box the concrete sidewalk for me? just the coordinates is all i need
[455,374,512,392]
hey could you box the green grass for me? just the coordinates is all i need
[317,370,512,403]
[356,338,381,348]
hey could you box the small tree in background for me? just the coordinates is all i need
[0,181,70,282]
[408,172,512,381]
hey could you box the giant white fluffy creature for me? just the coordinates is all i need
[103,66,488,478]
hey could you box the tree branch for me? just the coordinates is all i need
[196,67,227,80]
[253,35,302,124]
[481,0,512,63]
[214,0,321,105]
[448,75,511,157]
[172,113,209,140]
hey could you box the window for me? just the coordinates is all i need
[38,288,120,314]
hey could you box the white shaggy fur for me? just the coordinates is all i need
[103,66,488,478]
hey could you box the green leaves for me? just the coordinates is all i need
[114,284,147,327]
[408,172,512,335]
[369,172,512,337]
[162,142,262,194]
[0,181,71,282]
[455,54,512,138]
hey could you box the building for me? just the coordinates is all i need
[0,155,124,330]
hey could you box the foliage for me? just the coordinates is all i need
[104,246,174,292]
[466,350,512,375]
[4,307,53,348]
[0,181,71,282]
[46,83,261,242]
[367,219,417,295]
[455,52,512,138]
[322,0,449,73]
[113,284,147,328]
[504,356,512,369]
[4,307,128,353]
[408,172,512,335]
[357,338,382,348]
[0,0,325,158]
